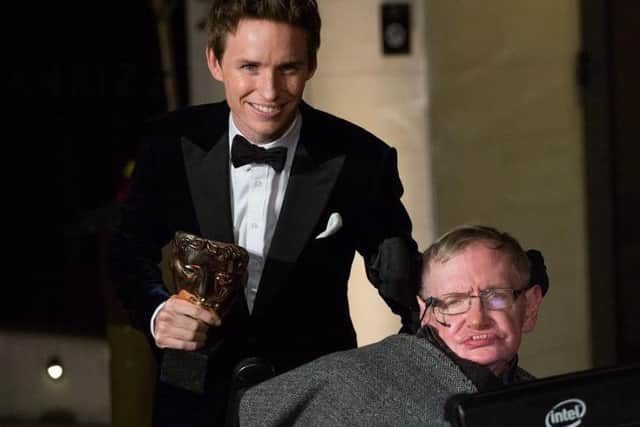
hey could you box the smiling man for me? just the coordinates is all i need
[238,225,548,426]
[207,18,312,144]
[109,1,420,426]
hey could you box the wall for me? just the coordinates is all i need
[1,332,111,425]
[186,0,225,104]
[424,0,590,376]
[305,0,436,345]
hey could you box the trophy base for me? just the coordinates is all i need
[159,343,221,394]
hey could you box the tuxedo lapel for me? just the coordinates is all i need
[181,132,235,243]
[252,128,345,316]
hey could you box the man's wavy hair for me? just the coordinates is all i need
[420,225,530,297]
[207,0,321,69]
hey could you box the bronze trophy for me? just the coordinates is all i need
[159,231,249,394]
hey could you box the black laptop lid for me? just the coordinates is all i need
[445,363,640,427]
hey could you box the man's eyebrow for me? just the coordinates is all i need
[235,58,259,64]
[440,291,469,297]
[440,285,513,296]
[278,59,305,67]
[482,284,512,289]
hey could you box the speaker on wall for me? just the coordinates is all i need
[381,2,411,55]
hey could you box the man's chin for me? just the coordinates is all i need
[460,348,500,367]
[251,117,296,142]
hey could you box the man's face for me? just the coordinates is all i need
[207,19,316,144]
[418,242,542,375]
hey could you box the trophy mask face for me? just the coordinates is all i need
[170,232,248,318]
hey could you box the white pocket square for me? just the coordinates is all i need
[315,212,343,239]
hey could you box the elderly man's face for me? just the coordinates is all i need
[418,242,542,375]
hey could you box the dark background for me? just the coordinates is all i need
[580,0,640,365]
[4,0,188,337]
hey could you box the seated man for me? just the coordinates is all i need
[237,225,548,426]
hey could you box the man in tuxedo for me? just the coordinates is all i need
[109,0,420,425]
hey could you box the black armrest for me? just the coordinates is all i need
[225,357,275,427]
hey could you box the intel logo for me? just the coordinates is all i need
[545,398,587,427]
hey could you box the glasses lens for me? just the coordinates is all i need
[440,295,469,315]
[483,289,513,310]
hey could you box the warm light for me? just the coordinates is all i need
[46,359,63,380]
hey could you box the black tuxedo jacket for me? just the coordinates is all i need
[109,101,420,426]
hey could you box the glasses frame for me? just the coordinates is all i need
[429,287,528,321]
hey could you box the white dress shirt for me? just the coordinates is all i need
[228,113,301,312]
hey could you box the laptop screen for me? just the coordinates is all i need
[445,363,640,427]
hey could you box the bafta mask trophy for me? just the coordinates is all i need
[159,231,249,394]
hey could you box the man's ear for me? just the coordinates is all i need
[416,295,430,328]
[522,284,543,333]
[306,58,317,81]
[206,48,224,82]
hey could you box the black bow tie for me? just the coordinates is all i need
[231,135,288,172]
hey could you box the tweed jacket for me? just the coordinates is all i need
[238,334,534,427]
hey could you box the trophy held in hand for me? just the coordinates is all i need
[160,231,249,394]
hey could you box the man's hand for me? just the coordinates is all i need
[154,295,221,351]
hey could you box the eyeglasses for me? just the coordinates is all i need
[430,288,527,316]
